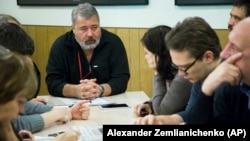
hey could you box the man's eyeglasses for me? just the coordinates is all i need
[172,53,204,75]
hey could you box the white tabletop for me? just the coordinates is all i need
[35,91,149,137]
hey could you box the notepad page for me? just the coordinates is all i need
[73,125,102,141]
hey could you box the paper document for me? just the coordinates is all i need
[47,96,115,106]
[47,96,78,106]
[73,125,103,141]
[34,136,54,141]
[89,97,115,106]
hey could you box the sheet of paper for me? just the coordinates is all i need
[89,97,115,106]
[46,96,115,107]
[73,125,102,141]
[47,96,78,106]
[34,136,54,141]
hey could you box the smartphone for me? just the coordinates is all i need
[99,103,130,109]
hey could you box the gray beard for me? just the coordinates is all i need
[75,37,100,50]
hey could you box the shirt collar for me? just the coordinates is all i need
[240,81,250,109]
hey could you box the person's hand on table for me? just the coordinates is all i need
[56,108,72,122]
[71,100,90,120]
[134,114,164,125]
[52,129,80,141]
[30,97,47,105]
[78,79,101,99]
[134,103,151,117]
[19,130,34,141]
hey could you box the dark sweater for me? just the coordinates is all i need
[179,82,250,124]
[46,28,130,97]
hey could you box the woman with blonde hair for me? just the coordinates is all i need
[0,46,80,141]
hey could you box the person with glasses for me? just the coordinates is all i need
[134,16,223,124]
[133,25,192,117]
[46,3,130,99]
[171,53,205,76]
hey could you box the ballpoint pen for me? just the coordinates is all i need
[48,131,64,137]
[48,115,71,137]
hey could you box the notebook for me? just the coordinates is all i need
[73,125,103,141]
[89,97,115,106]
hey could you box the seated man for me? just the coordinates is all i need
[134,16,223,125]
[46,3,130,99]
[228,0,250,31]
[200,17,250,124]
[0,20,90,133]
[135,1,250,125]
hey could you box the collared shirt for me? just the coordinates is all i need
[240,81,250,109]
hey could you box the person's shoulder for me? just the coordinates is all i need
[51,30,74,49]
[54,30,73,43]
[100,28,125,48]
[173,74,192,85]
[173,74,185,80]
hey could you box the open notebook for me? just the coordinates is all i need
[73,125,103,141]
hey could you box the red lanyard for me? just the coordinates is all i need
[77,52,91,80]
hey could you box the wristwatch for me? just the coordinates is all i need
[99,85,105,97]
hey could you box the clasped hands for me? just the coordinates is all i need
[76,78,101,99]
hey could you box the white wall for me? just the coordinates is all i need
[0,0,232,29]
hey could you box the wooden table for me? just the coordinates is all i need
[35,91,149,137]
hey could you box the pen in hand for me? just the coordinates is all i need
[48,115,76,137]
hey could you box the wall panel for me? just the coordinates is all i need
[23,25,228,98]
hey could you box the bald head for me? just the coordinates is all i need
[221,17,250,84]
[230,17,250,48]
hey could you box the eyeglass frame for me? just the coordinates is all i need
[172,52,204,74]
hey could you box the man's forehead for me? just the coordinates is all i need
[170,50,191,57]
[170,50,192,64]
[231,6,247,18]
[230,17,250,49]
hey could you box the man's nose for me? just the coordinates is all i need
[86,28,93,36]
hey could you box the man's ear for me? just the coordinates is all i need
[203,50,215,63]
